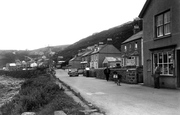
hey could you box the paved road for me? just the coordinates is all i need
[56,69,180,115]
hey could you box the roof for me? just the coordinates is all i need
[139,0,152,18]
[9,63,16,66]
[82,50,93,57]
[91,45,106,54]
[122,31,143,44]
[103,57,121,63]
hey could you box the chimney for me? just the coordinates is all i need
[98,42,104,47]
[106,38,112,44]
[133,25,140,34]
[133,17,141,34]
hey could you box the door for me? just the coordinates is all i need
[177,50,180,87]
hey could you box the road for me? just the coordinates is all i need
[56,69,180,115]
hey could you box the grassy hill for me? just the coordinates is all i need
[56,19,142,63]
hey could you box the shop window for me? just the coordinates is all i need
[155,10,171,38]
[153,50,174,75]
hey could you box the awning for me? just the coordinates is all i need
[80,61,88,64]
[103,57,121,63]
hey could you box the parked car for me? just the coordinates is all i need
[68,68,79,77]
[78,68,84,74]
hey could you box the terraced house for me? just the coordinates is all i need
[139,0,180,88]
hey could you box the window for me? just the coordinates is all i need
[155,10,171,37]
[129,44,132,51]
[153,50,174,75]
[135,42,138,50]
[124,46,127,52]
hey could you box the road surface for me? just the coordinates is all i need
[56,69,180,115]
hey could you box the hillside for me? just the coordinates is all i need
[29,45,69,55]
[0,45,69,68]
[57,19,142,62]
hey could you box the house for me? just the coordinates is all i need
[69,49,86,69]
[90,38,121,69]
[68,55,82,69]
[6,63,17,71]
[121,31,143,67]
[81,46,94,69]
[139,0,180,88]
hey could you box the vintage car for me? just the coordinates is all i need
[68,68,79,77]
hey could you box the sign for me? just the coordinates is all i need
[126,59,135,66]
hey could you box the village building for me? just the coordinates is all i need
[139,0,180,88]
[121,31,143,67]
[81,46,94,69]
[68,49,87,69]
[68,55,82,69]
[90,38,121,69]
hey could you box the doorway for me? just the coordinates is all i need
[177,50,180,87]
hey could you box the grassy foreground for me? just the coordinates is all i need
[0,74,84,115]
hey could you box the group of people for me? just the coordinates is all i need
[103,66,162,88]
[104,67,122,86]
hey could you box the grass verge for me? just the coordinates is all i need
[0,74,84,115]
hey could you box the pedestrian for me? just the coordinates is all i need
[154,66,161,89]
[104,66,111,81]
[117,73,122,86]
[113,71,118,83]
[113,71,122,86]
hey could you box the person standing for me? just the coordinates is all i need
[104,66,111,81]
[154,66,161,88]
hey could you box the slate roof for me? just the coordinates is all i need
[91,45,106,54]
[122,31,143,44]
[82,50,93,57]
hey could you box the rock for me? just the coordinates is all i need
[21,112,36,115]
[54,111,67,115]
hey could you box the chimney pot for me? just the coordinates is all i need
[107,38,112,44]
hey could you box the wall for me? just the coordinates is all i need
[93,68,142,84]
[0,70,37,78]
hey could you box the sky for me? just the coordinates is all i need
[0,0,146,50]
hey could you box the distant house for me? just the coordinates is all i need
[68,55,82,69]
[6,63,17,71]
[81,46,94,69]
[121,31,143,67]
[139,0,180,88]
[90,39,121,69]
[69,49,86,69]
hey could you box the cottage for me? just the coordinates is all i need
[81,46,94,69]
[139,0,180,88]
[90,38,121,69]
[121,31,143,67]
[68,55,82,69]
